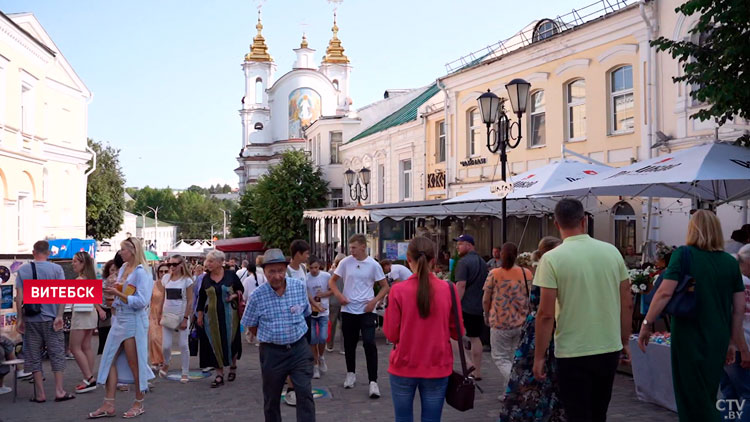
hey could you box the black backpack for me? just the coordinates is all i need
[22,262,42,317]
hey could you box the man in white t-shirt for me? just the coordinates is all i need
[379,259,413,285]
[306,258,333,379]
[328,234,388,399]
[236,260,250,281]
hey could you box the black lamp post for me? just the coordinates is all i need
[477,78,531,244]
[345,167,370,206]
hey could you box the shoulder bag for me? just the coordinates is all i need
[445,280,482,411]
[22,263,42,317]
[653,246,697,319]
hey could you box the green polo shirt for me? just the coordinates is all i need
[533,234,629,358]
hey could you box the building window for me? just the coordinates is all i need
[254,122,264,130]
[468,108,481,156]
[330,188,343,208]
[316,134,321,165]
[529,90,545,147]
[17,192,30,245]
[690,31,710,106]
[610,66,634,133]
[329,131,342,164]
[566,79,586,140]
[533,19,559,42]
[332,79,339,90]
[21,85,32,136]
[255,78,263,104]
[378,163,385,203]
[436,121,446,162]
[400,159,412,200]
[613,201,636,255]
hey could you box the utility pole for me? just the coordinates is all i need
[147,206,161,253]
[219,209,227,239]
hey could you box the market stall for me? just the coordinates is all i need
[629,334,677,412]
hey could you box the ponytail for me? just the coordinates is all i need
[407,236,437,319]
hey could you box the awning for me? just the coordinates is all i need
[214,236,265,253]
[303,208,370,221]
[367,199,559,222]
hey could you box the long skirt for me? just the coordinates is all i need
[96,311,155,393]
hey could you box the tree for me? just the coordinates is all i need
[244,150,329,253]
[651,0,750,131]
[231,186,258,238]
[86,138,126,240]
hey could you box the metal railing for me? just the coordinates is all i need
[444,0,636,74]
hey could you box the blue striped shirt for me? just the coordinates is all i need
[241,277,310,345]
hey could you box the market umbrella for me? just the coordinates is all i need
[144,250,160,261]
[538,143,750,204]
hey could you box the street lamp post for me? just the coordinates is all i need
[477,78,531,244]
[344,167,371,206]
[146,206,160,253]
[219,208,227,239]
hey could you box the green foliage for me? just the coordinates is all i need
[244,150,329,253]
[231,186,258,238]
[86,138,126,240]
[651,0,750,126]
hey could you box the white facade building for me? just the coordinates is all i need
[0,12,92,254]
[136,215,176,258]
[236,12,352,190]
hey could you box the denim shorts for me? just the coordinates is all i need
[310,315,329,345]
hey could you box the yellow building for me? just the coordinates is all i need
[432,1,650,252]
[0,12,92,253]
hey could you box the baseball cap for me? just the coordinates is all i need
[453,234,475,245]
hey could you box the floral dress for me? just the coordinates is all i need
[498,285,566,422]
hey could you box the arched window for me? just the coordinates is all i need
[332,79,340,91]
[529,90,545,147]
[690,31,711,105]
[566,79,586,141]
[467,108,481,156]
[613,201,636,254]
[254,122,264,130]
[255,78,263,104]
[610,65,634,133]
[533,19,559,42]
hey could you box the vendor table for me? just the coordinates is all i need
[629,337,677,412]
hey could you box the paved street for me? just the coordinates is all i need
[1,333,677,422]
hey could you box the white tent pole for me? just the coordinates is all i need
[561,146,608,166]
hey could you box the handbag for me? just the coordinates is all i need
[22,263,42,317]
[188,320,199,356]
[445,280,482,411]
[160,313,183,331]
[656,246,697,319]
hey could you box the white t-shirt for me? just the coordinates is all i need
[387,264,413,283]
[334,256,386,314]
[161,275,194,316]
[306,272,332,317]
[236,267,249,281]
[242,273,258,302]
[287,264,306,282]
[256,268,267,285]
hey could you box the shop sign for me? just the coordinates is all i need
[427,171,446,189]
[490,181,514,198]
[459,157,487,167]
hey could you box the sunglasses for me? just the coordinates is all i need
[166,262,181,267]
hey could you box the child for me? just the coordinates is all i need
[306,258,333,379]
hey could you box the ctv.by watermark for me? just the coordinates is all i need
[717,399,746,420]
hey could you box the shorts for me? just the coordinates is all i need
[310,316,329,345]
[462,312,485,338]
[71,310,98,330]
[23,320,66,373]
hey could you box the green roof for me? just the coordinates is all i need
[348,83,440,143]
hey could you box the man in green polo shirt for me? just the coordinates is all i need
[533,198,631,422]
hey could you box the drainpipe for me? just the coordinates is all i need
[437,79,450,199]
[640,0,660,258]
[422,113,428,201]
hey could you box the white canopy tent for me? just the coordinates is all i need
[165,240,213,257]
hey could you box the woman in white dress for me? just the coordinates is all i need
[88,237,154,419]
[159,255,194,383]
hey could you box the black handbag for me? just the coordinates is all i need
[445,280,481,411]
[22,263,42,317]
[188,320,199,356]
[656,246,697,319]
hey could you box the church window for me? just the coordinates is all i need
[255,78,263,104]
[254,122,264,130]
[332,80,340,91]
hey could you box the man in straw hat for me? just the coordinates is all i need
[242,248,315,422]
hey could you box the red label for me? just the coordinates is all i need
[23,280,102,304]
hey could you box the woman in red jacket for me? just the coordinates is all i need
[384,236,463,422]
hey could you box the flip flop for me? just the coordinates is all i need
[54,392,76,402]
[30,397,46,403]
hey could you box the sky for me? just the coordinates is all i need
[3,0,588,189]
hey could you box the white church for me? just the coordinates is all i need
[235,12,352,190]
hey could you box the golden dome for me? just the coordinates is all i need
[323,12,349,64]
[245,10,272,62]
[300,33,309,49]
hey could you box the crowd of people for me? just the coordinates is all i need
[3,198,750,422]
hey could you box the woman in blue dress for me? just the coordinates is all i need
[498,236,566,422]
[88,237,155,419]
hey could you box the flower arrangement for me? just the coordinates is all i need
[515,252,536,269]
[628,267,656,294]
[655,242,676,261]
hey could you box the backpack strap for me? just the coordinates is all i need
[447,280,471,377]
[31,262,37,280]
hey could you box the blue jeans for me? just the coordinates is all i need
[389,373,449,422]
[720,352,750,422]
[310,316,329,345]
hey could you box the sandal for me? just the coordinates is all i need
[228,366,237,382]
[29,397,46,403]
[122,398,144,419]
[210,375,224,388]
[54,392,76,402]
[88,398,116,419]
[158,368,168,378]
[180,375,189,384]
[76,376,97,393]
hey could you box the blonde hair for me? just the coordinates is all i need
[170,254,194,283]
[686,210,724,251]
[120,237,148,269]
[255,255,264,266]
[73,251,96,280]
[333,253,346,266]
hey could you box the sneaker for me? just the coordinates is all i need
[65,353,75,360]
[343,372,356,389]
[313,366,321,379]
[16,370,32,379]
[325,345,334,352]
[201,367,214,372]
[369,381,381,399]
[338,349,346,355]
[319,356,328,373]
[285,389,297,406]
[0,386,11,395]
[75,377,97,394]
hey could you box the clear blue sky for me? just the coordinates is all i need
[3,0,587,189]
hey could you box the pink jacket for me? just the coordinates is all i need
[384,273,463,378]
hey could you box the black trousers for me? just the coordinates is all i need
[259,338,315,422]
[556,350,620,422]
[341,312,378,382]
